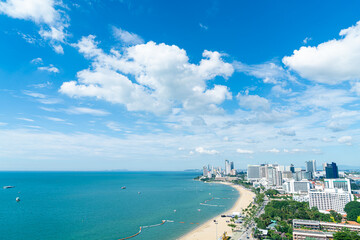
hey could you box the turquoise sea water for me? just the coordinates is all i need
[0,172,238,240]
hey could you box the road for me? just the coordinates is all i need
[235,198,268,240]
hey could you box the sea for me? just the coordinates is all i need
[0,171,238,240]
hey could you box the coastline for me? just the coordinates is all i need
[177,182,255,240]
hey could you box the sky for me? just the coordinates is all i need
[1,0,360,171]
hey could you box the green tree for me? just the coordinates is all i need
[347,208,360,221]
[333,228,360,240]
[344,201,360,214]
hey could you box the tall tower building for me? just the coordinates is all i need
[325,162,339,179]
[225,160,231,175]
[247,165,260,179]
[306,160,316,173]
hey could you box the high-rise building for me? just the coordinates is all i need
[225,160,231,175]
[290,164,295,173]
[283,180,311,193]
[306,160,316,173]
[259,164,267,178]
[309,188,352,214]
[203,166,208,177]
[324,178,351,192]
[325,162,339,179]
[247,165,260,179]
[230,161,234,171]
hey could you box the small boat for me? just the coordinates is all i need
[121,186,126,189]
[197,209,201,212]
[16,197,20,202]
[3,186,15,189]
[174,210,176,213]
[138,192,141,194]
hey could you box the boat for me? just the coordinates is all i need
[16,197,20,202]
[3,186,15,189]
[138,192,141,194]
[121,186,126,189]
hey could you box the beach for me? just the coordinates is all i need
[178,182,255,240]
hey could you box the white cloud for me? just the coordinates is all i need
[278,128,296,136]
[45,117,64,122]
[295,85,356,110]
[236,148,254,154]
[234,61,294,84]
[338,136,352,145]
[266,148,280,153]
[283,21,360,84]
[112,26,144,45]
[271,85,292,96]
[38,65,59,73]
[31,57,43,64]
[17,117,34,122]
[322,137,333,142]
[106,122,122,131]
[0,122,8,126]
[60,36,234,115]
[65,107,110,116]
[195,147,219,155]
[23,91,62,104]
[303,37,312,44]
[351,82,360,96]
[0,0,69,53]
[237,93,270,111]
[199,23,208,30]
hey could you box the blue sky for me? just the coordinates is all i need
[1,0,360,170]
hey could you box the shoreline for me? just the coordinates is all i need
[177,182,255,240]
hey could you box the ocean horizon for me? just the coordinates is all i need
[0,171,238,240]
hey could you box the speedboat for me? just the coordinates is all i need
[16,197,20,202]
[121,186,126,189]
[3,186,15,189]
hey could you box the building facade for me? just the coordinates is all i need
[309,188,352,214]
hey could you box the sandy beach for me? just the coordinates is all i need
[178,182,255,240]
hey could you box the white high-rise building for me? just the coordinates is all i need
[306,160,316,173]
[283,180,311,193]
[324,179,351,192]
[247,165,260,179]
[203,166,208,177]
[225,160,231,175]
[309,189,352,214]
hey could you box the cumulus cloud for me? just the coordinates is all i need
[38,64,59,73]
[195,147,219,155]
[236,148,254,154]
[0,0,69,53]
[60,36,234,115]
[112,27,144,45]
[283,21,360,84]
[237,93,270,111]
[234,61,295,84]
[338,136,352,145]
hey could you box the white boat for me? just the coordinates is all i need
[16,197,20,202]
[3,186,15,189]
[121,186,126,189]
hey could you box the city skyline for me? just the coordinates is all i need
[1,0,360,170]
